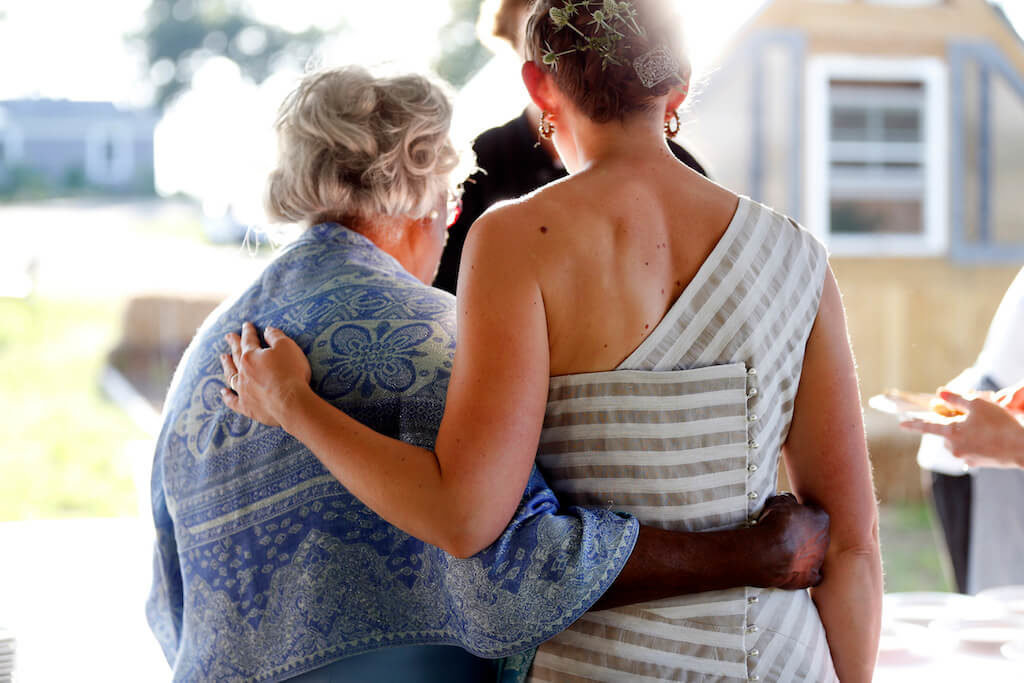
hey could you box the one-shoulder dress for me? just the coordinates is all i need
[528,197,840,683]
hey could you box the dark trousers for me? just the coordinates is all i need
[929,471,972,593]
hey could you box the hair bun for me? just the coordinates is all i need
[265,66,460,227]
[526,0,689,123]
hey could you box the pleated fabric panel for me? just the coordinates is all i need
[529,197,838,683]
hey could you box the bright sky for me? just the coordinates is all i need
[1,0,1021,103]
[0,0,776,103]
[0,0,1021,219]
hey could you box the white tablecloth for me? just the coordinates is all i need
[875,650,1024,682]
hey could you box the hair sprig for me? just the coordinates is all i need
[541,0,679,88]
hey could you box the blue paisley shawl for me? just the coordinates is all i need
[146,223,639,682]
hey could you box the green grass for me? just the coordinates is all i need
[879,502,953,593]
[0,297,145,520]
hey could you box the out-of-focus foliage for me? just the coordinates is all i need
[137,0,330,110]
[435,0,492,86]
[0,165,154,201]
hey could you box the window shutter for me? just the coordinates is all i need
[949,42,1024,263]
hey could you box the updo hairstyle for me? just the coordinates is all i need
[266,66,460,230]
[525,0,690,123]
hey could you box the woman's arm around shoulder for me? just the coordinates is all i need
[223,207,552,559]
[783,267,882,683]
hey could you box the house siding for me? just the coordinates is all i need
[0,100,156,193]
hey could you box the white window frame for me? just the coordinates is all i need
[806,56,949,257]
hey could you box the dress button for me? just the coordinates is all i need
[748,595,759,605]
[748,491,759,500]
[747,368,757,377]
[747,463,758,473]
[747,517,758,526]
[748,648,760,657]
[749,676,760,682]
[748,440,759,450]
[746,624,759,633]
[748,414,758,423]
[747,387,758,399]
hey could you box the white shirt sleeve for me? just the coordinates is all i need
[917,267,1024,474]
[975,267,1024,388]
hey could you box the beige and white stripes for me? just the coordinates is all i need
[529,197,838,682]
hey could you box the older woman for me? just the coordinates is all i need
[150,65,828,683]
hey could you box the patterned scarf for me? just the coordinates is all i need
[146,223,638,682]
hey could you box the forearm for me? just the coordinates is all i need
[811,546,883,683]
[593,525,767,610]
[281,388,477,554]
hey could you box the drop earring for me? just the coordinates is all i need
[664,109,680,139]
[539,110,556,140]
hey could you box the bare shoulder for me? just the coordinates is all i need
[457,199,545,290]
[466,181,574,253]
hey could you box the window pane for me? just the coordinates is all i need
[832,161,871,170]
[882,161,921,170]
[883,109,921,142]
[830,198,923,235]
[832,107,869,141]
[827,79,927,240]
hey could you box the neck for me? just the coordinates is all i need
[562,110,673,173]
[348,215,431,283]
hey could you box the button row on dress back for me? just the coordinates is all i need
[745,365,759,525]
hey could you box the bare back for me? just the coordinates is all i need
[483,152,739,376]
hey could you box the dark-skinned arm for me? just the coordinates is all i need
[594,493,829,610]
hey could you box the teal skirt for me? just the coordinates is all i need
[285,645,498,682]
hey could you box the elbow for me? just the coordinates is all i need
[440,532,491,561]
[829,513,881,562]
[434,494,513,558]
[441,528,502,559]
[437,528,475,559]
[444,543,482,561]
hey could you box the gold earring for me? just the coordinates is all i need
[539,110,556,140]
[664,109,680,139]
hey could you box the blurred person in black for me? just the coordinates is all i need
[433,0,708,294]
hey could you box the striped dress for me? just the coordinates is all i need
[528,197,839,683]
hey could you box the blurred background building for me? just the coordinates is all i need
[0,100,155,196]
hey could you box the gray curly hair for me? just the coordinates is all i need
[266,66,460,229]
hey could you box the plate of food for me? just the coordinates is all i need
[868,389,963,422]
[869,389,973,474]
